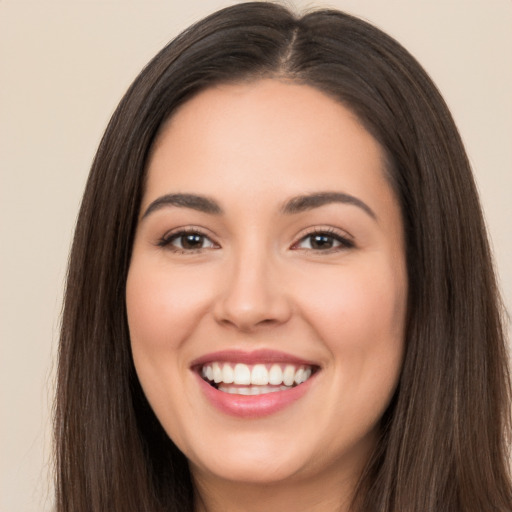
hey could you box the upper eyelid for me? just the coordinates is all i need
[291,227,356,252]
[157,227,220,251]
[293,226,354,242]
[161,225,216,240]
[156,225,355,248]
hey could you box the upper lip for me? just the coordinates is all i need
[190,349,319,369]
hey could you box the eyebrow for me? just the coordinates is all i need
[142,193,223,219]
[281,192,377,220]
[141,191,376,221]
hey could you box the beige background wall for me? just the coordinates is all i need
[1,1,510,510]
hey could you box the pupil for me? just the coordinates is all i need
[182,234,203,249]
[311,234,333,249]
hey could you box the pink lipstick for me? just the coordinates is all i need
[191,350,319,418]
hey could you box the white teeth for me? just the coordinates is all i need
[233,363,251,385]
[201,361,315,391]
[221,363,234,384]
[212,362,223,383]
[217,384,293,395]
[268,364,283,385]
[283,365,295,386]
[294,367,305,384]
[251,364,269,385]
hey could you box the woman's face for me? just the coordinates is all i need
[126,80,407,490]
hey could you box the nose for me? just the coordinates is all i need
[213,250,292,332]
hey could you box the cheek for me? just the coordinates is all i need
[126,261,214,352]
[125,260,215,444]
[125,260,217,422]
[297,257,407,380]
[308,262,404,327]
[298,260,407,439]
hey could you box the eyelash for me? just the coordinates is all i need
[291,228,355,253]
[157,227,355,254]
[157,228,217,254]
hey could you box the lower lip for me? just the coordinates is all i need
[195,372,317,418]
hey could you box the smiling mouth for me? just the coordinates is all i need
[199,362,317,395]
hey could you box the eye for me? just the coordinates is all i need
[158,229,218,252]
[292,230,354,252]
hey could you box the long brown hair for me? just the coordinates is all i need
[55,2,512,510]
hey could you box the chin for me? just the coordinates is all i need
[182,432,306,483]
[192,454,305,486]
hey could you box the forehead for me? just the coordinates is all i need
[152,79,376,161]
[144,79,394,216]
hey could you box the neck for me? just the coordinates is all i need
[192,460,364,512]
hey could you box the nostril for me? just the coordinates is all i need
[213,295,293,331]
[217,316,281,333]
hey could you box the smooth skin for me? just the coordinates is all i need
[126,79,408,512]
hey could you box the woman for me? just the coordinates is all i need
[55,2,512,511]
